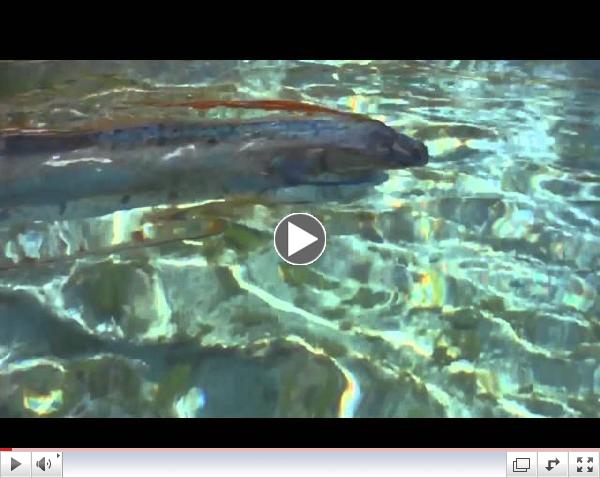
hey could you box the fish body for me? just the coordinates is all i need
[0,116,428,223]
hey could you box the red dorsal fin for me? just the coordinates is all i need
[147,99,367,119]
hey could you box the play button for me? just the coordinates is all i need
[1,452,31,476]
[274,213,326,265]
[287,221,318,256]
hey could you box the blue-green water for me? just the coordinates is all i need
[0,60,599,417]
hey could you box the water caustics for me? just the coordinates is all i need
[0,60,598,418]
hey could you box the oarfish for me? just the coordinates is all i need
[0,101,428,223]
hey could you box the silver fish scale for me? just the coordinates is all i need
[92,118,384,150]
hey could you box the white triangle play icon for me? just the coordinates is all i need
[288,221,318,257]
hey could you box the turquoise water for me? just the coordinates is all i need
[0,60,599,417]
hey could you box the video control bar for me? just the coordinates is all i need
[0,450,598,478]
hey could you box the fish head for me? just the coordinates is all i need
[313,120,428,181]
[231,118,430,190]
[387,131,429,167]
[363,121,429,169]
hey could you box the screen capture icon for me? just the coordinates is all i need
[274,213,326,266]
[507,452,537,477]
[514,458,531,472]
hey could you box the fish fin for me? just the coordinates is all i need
[142,99,367,120]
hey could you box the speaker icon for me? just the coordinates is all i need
[36,457,51,471]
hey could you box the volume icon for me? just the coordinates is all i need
[36,457,51,471]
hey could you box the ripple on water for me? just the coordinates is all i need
[2,60,600,417]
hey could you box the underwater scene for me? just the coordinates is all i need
[0,60,599,417]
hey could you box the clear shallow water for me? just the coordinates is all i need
[0,60,599,417]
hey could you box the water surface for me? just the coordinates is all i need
[0,60,599,417]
